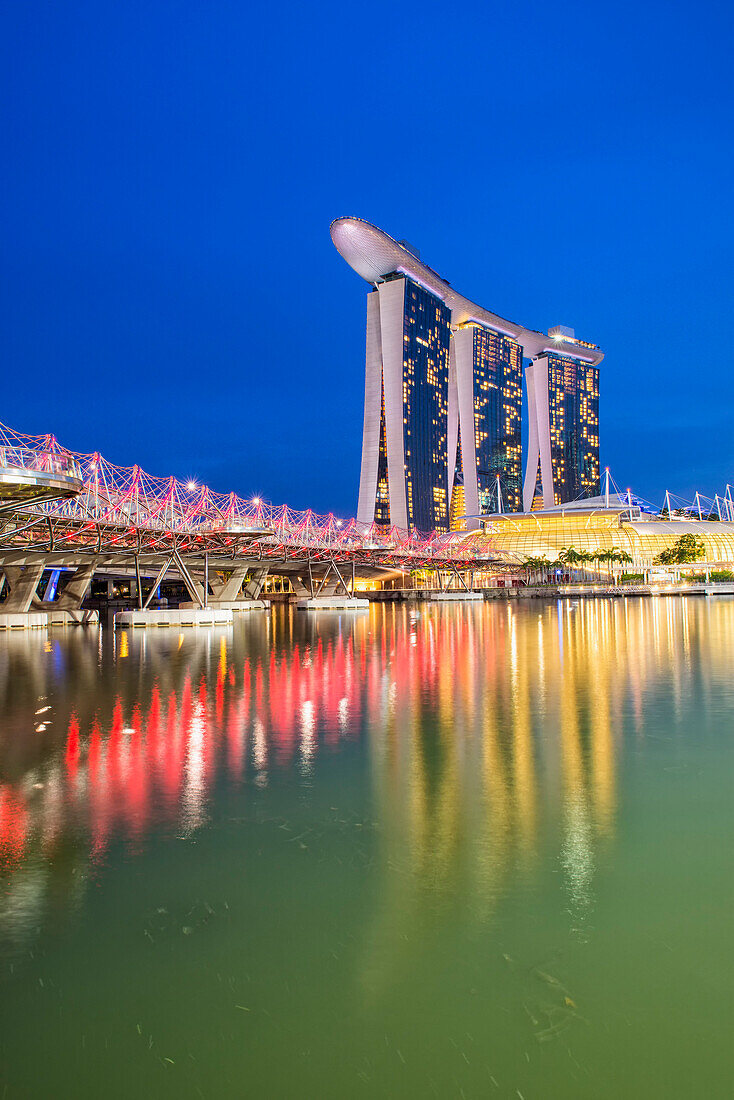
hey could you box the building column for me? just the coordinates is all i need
[523,357,555,511]
[452,327,481,525]
[357,292,384,526]
[379,279,409,531]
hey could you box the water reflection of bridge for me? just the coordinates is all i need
[1,599,732,960]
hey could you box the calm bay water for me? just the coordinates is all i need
[0,598,732,1098]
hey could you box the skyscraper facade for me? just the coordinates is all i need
[524,346,600,511]
[450,323,523,520]
[356,275,451,532]
[332,218,604,531]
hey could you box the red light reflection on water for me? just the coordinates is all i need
[0,788,27,867]
[65,714,80,774]
[0,611,481,872]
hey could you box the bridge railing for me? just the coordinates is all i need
[0,445,82,481]
[0,420,493,563]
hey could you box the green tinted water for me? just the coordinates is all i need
[0,599,732,1098]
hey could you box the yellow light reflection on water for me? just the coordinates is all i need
[1,599,733,979]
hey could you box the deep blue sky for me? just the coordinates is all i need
[2,0,732,515]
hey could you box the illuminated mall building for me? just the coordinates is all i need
[331,217,604,531]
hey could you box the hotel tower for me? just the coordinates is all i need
[363,273,451,532]
[331,218,603,531]
[524,337,601,511]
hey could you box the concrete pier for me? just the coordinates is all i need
[115,609,234,628]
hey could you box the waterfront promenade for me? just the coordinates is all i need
[368,581,734,601]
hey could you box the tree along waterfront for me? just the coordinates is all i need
[522,547,633,586]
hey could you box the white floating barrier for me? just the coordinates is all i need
[296,596,370,611]
[0,612,48,631]
[115,609,234,628]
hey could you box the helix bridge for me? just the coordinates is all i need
[0,420,492,612]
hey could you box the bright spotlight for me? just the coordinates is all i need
[187,480,197,492]
[252,496,261,506]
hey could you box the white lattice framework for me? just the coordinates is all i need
[0,421,490,566]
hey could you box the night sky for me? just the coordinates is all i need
[2,0,732,516]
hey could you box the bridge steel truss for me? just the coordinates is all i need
[0,421,498,610]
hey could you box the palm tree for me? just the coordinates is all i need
[522,555,552,585]
[607,547,633,583]
[592,548,611,579]
[558,547,582,581]
[578,549,596,582]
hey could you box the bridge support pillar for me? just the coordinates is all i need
[243,567,269,600]
[2,564,46,612]
[174,553,206,608]
[290,574,311,598]
[290,562,354,599]
[180,564,270,612]
[56,560,98,610]
[183,565,270,611]
[210,565,251,603]
[316,561,353,598]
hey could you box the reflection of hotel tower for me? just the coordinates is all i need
[331,218,604,529]
[5,599,734,957]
